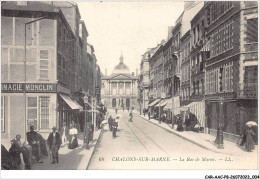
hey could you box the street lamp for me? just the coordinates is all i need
[214,97,224,149]
[171,53,178,129]
[82,95,89,126]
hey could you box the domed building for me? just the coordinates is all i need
[101,55,139,110]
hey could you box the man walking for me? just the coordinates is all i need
[60,122,69,147]
[26,126,43,163]
[148,111,150,120]
[108,115,113,131]
[47,127,61,164]
[83,122,91,150]
[112,118,118,138]
[115,107,118,115]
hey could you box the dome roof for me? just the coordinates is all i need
[112,55,130,75]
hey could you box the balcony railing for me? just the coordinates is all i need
[237,83,258,99]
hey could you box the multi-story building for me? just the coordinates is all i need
[1,1,101,146]
[138,45,161,113]
[101,55,139,109]
[148,41,165,118]
[190,4,207,102]
[1,2,79,143]
[163,37,173,99]
[180,31,191,106]
[204,1,258,142]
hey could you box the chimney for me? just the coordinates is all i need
[105,69,107,76]
[136,69,138,76]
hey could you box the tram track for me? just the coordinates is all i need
[121,112,169,156]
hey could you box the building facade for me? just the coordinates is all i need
[204,1,258,141]
[101,55,139,110]
[180,31,191,106]
[1,2,101,146]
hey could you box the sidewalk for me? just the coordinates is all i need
[31,129,102,170]
[137,114,258,157]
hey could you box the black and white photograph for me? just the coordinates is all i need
[1,0,259,179]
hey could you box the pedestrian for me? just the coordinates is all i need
[47,127,62,164]
[112,118,118,138]
[148,111,150,120]
[26,126,43,163]
[60,122,69,147]
[245,127,255,152]
[115,107,118,115]
[127,107,129,112]
[9,134,24,169]
[90,123,94,141]
[108,115,113,131]
[143,109,146,117]
[83,122,91,150]
[239,127,247,147]
[177,116,184,131]
[68,124,78,149]
[129,111,133,122]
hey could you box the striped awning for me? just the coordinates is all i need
[155,99,166,107]
[59,94,83,110]
[200,40,210,52]
[148,99,161,107]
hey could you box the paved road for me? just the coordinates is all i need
[88,110,257,170]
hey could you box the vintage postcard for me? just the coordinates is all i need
[1,1,259,178]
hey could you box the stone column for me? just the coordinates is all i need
[117,81,119,95]
[131,80,134,94]
[124,82,126,94]
[109,81,111,95]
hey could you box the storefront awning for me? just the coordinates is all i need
[148,99,161,107]
[163,101,172,110]
[155,100,165,107]
[59,94,83,110]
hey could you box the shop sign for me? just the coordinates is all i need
[1,83,57,93]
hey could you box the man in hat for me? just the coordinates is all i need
[47,126,61,164]
[26,126,43,163]
[60,122,69,147]
[112,118,118,138]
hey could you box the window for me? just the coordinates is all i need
[210,19,234,57]
[1,96,6,132]
[126,98,130,108]
[27,96,50,131]
[112,98,116,107]
[39,50,49,80]
[39,97,50,129]
[27,97,38,131]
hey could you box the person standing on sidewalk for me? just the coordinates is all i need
[115,107,118,115]
[108,116,113,131]
[245,127,255,152]
[26,126,43,163]
[129,111,133,122]
[112,118,118,138]
[83,122,91,150]
[60,122,69,147]
[148,111,150,120]
[47,127,62,164]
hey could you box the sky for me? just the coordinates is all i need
[77,1,184,76]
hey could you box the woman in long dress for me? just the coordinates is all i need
[245,127,255,152]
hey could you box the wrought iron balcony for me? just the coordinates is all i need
[237,83,258,99]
